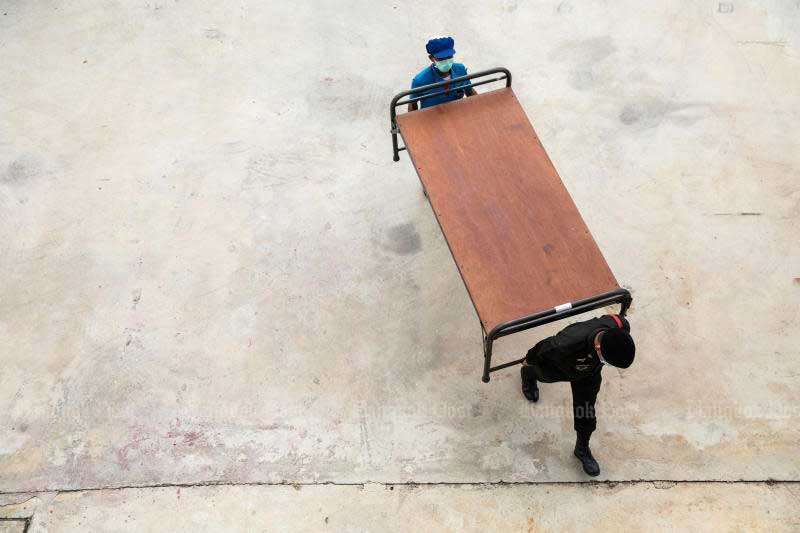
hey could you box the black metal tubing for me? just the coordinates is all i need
[481,288,632,383]
[390,67,512,162]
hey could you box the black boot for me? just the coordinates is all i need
[521,366,539,402]
[574,432,600,477]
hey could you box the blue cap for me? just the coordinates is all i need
[426,36,456,59]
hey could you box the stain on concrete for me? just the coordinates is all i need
[131,289,142,309]
[204,28,224,40]
[619,99,705,128]
[115,427,150,471]
[549,36,616,90]
[501,0,518,13]
[167,429,204,447]
[1,156,39,184]
[549,36,616,64]
[383,223,421,255]
[569,69,596,90]
[419,334,450,373]
[556,1,573,14]
[313,73,378,122]
[718,2,734,14]
[222,140,251,154]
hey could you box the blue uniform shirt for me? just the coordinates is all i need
[410,63,472,109]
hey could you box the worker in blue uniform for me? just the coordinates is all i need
[408,36,477,112]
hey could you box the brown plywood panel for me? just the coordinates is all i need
[396,87,619,333]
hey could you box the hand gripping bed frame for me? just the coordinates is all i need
[390,68,632,383]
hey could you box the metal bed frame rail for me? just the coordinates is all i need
[390,67,512,162]
[482,288,632,382]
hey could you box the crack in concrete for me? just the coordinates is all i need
[1,478,798,497]
[0,497,36,509]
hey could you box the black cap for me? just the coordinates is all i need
[600,329,635,368]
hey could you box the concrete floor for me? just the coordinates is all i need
[2,482,799,532]
[1,0,799,530]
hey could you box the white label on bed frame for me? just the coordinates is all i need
[554,302,572,312]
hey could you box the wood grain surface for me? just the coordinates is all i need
[396,87,619,333]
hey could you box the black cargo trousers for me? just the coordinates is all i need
[571,370,602,434]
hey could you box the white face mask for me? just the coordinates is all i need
[434,58,454,73]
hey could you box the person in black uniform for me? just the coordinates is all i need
[520,313,635,476]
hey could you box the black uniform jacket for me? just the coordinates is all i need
[525,314,630,383]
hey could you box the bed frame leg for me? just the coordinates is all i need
[392,129,400,162]
[482,334,493,383]
[620,292,633,317]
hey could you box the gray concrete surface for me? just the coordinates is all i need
[2,482,800,532]
[1,0,799,529]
